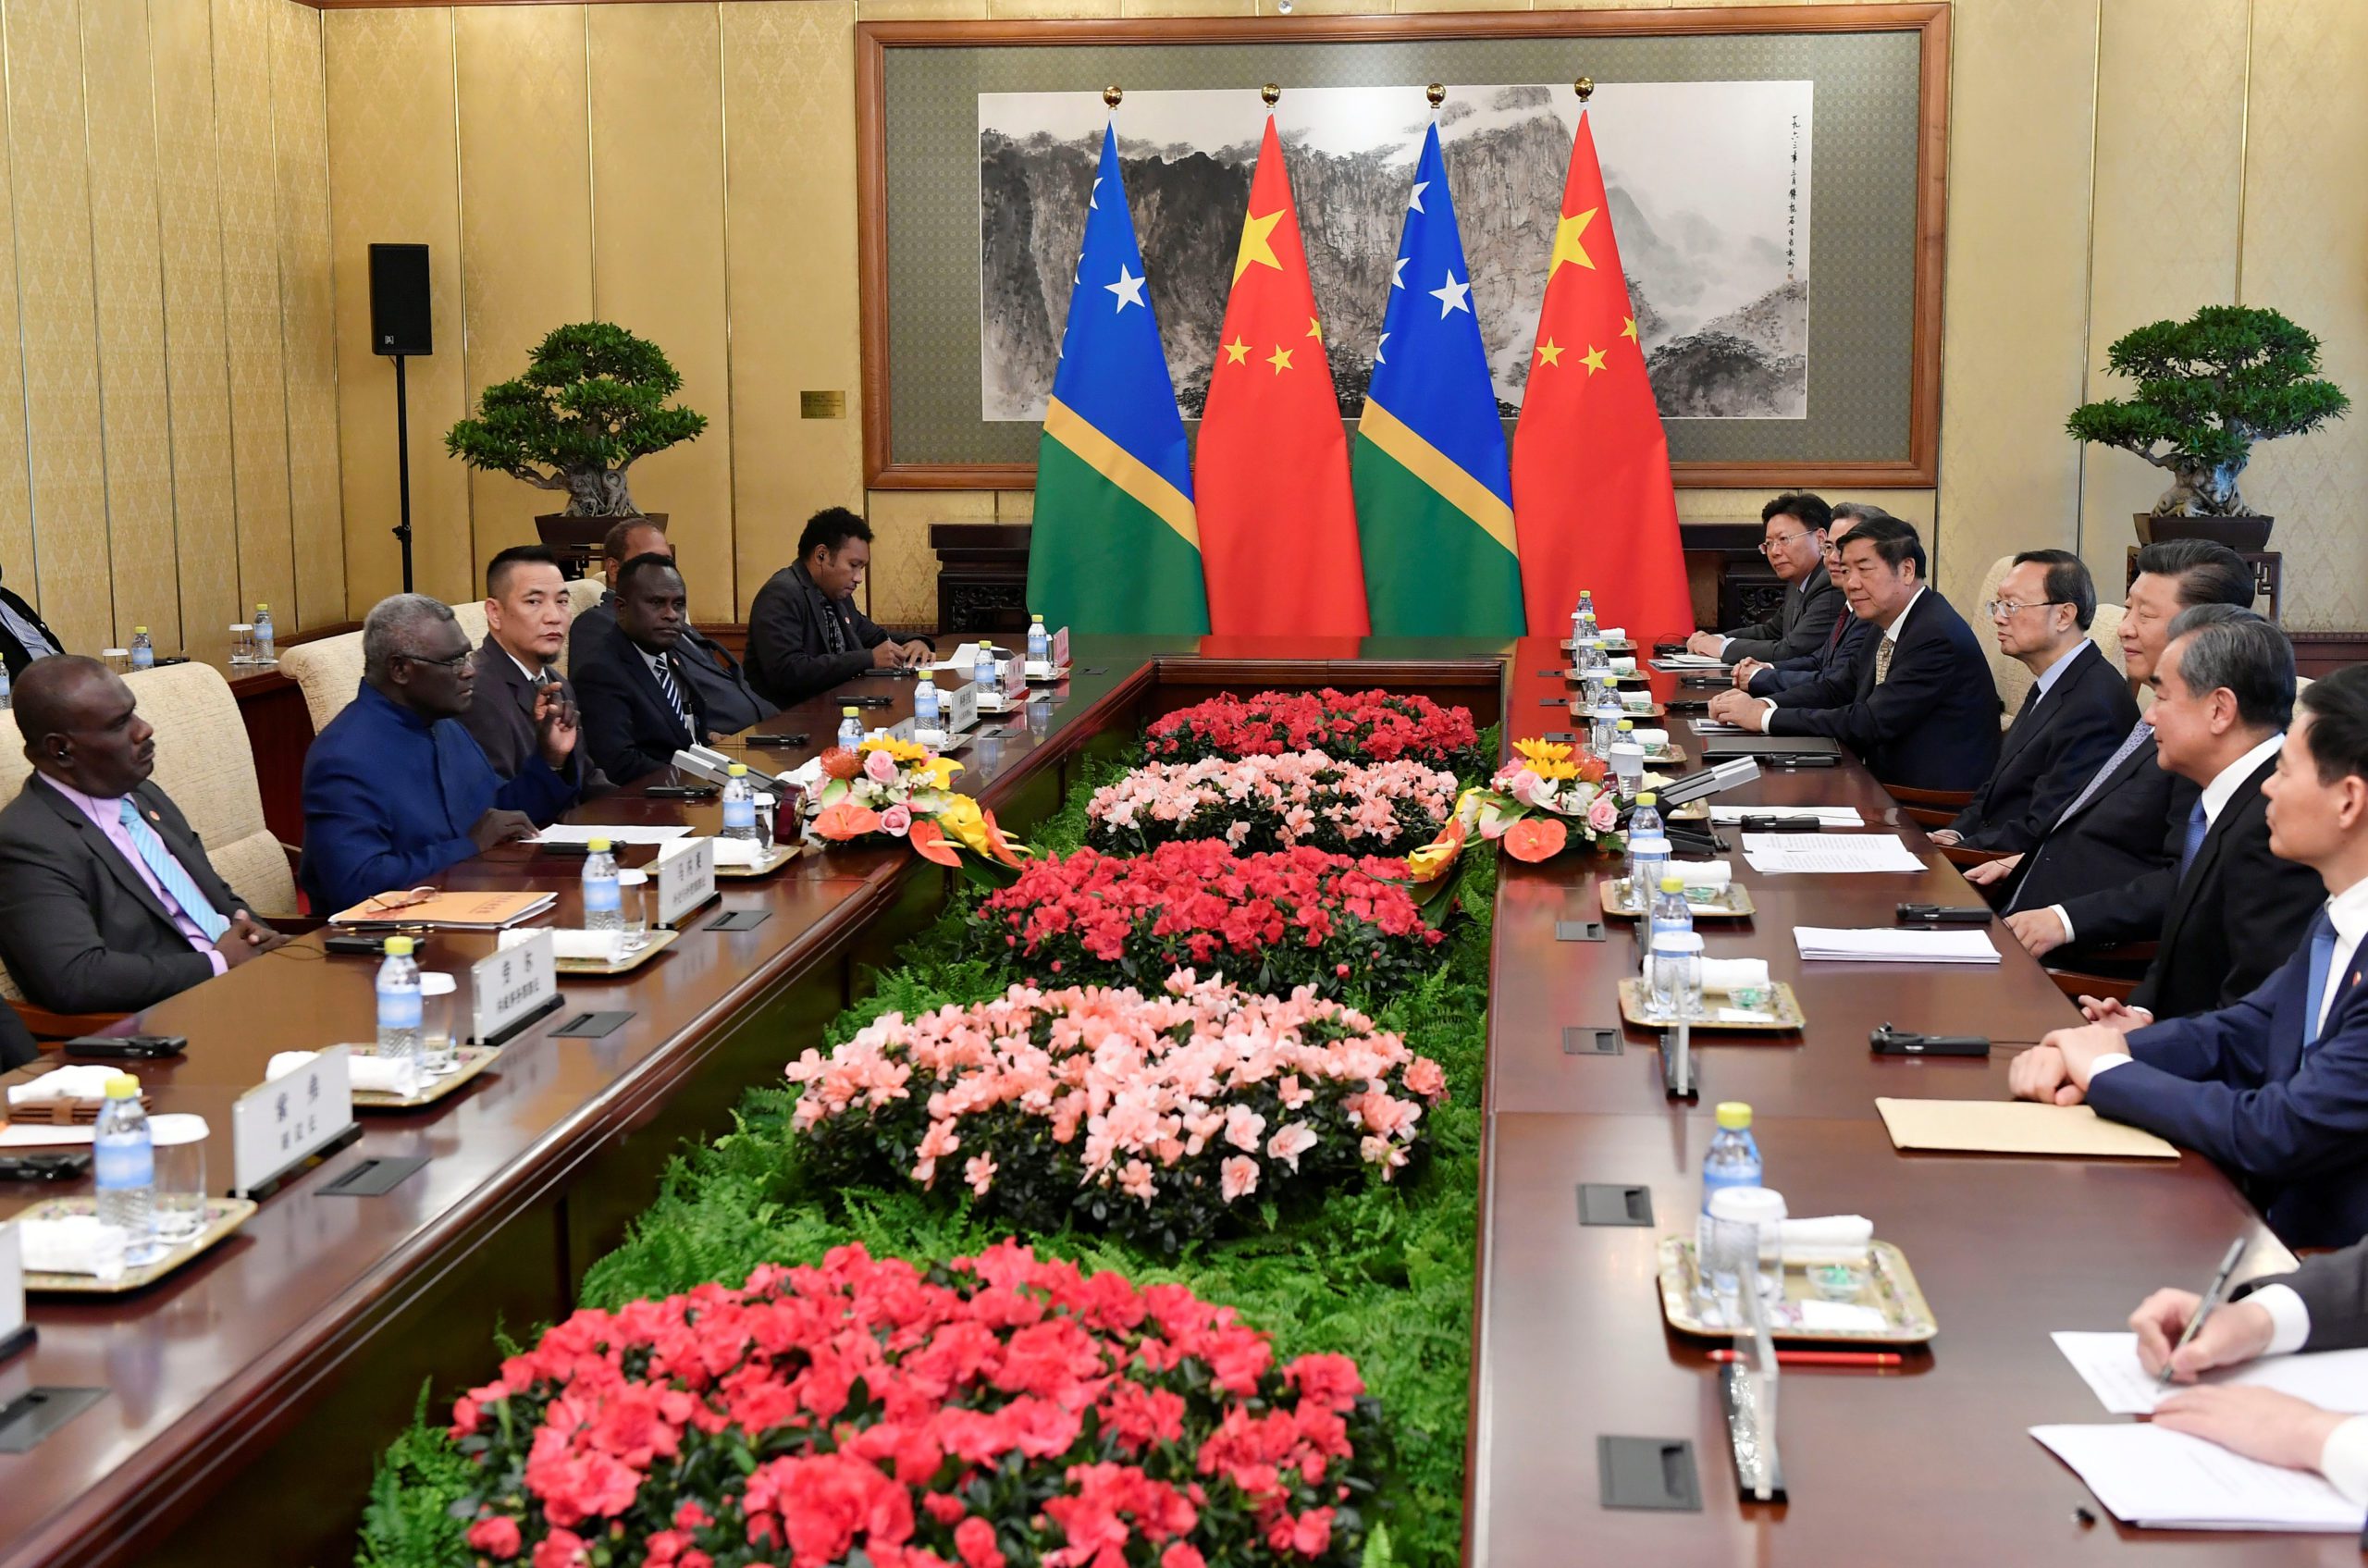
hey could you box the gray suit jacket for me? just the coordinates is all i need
[457,635,609,795]
[0,773,251,1014]
[1721,564,1844,665]
[2271,1242,2368,1350]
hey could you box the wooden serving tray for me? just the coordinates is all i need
[1559,637,1638,654]
[1657,1237,1937,1344]
[1617,977,1804,1033]
[5,1093,150,1127]
[347,1044,501,1109]
[551,928,679,975]
[21,1195,257,1294]
[1600,878,1758,920]
[714,844,798,879]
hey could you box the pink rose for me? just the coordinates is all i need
[1506,768,1544,806]
[1586,794,1619,833]
[879,804,913,837]
[863,747,899,783]
[1220,1154,1260,1202]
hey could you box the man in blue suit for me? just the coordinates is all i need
[2010,662,2368,1246]
[1729,503,1882,698]
[300,595,582,916]
[1707,514,2002,790]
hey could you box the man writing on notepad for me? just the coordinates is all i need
[2008,663,2368,1246]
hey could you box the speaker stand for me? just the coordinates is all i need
[390,353,414,594]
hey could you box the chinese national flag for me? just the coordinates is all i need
[1511,110,1692,642]
[1196,117,1368,636]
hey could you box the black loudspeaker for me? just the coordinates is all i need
[367,243,431,357]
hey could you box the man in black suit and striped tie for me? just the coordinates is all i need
[572,553,713,784]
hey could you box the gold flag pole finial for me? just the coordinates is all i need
[1425,82,1446,111]
[1262,82,1281,107]
[1104,85,1123,110]
[1575,77,1595,104]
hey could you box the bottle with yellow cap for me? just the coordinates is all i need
[721,763,761,844]
[376,934,421,1062]
[1696,1101,1763,1302]
[583,836,622,934]
[94,1071,154,1243]
[253,602,276,663]
[130,626,154,671]
[837,705,865,752]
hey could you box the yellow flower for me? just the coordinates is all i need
[1531,759,1579,782]
[913,756,964,792]
[859,735,932,764]
[934,793,993,855]
[1513,737,1574,768]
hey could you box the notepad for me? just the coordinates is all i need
[1874,1099,2180,1159]
[534,824,694,846]
[1651,653,1730,670]
[1794,927,2000,963]
[2053,1330,2368,1416]
[1741,833,1926,875]
[1708,804,1865,827]
[2030,1424,2362,1531]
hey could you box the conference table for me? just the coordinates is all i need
[0,636,2337,1566]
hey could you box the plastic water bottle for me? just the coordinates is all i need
[1624,833,1669,912]
[376,935,422,1063]
[93,1073,155,1248]
[1611,719,1646,795]
[583,839,622,933]
[1651,872,1695,945]
[1628,790,1663,846]
[1589,701,1623,758]
[1027,614,1050,664]
[130,627,154,671]
[252,603,276,663]
[837,705,865,752]
[1696,1102,1763,1291]
[1578,588,1599,639]
[721,764,760,844]
[973,642,999,692]
[0,661,12,710]
[914,675,941,731]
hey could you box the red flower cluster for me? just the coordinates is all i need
[449,1242,1381,1568]
[973,842,1446,1001]
[1143,689,1486,772]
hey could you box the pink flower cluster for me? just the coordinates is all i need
[448,1241,1380,1568]
[785,971,1448,1245]
[1143,688,1484,772]
[1086,751,1458,857]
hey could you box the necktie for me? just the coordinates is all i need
[2013,684,2041,723]
[117,798,230,941]
[2176,798,2209,883]
[652,654,691,739]
[815,583,847,655]
[2053,721,2151,829]
[2304,909,2338,1046]
[1873,636,1894,687]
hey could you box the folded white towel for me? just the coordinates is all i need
[1698,957,1770,994]
[1619,689,1655,711]
[1630,727,1671,748]
[266,1049,419,1098]
[1671,859,1733,889]
[1596,627,1627,642]
[499,927,627,963]
[1607,656,1637,673]
[1779,1215,1874,1264]
[7,1065,122,1106]
[710,838,767,868]
[22,1215,129,1279]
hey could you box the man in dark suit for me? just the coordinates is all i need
[745,508,931,710]
[0,561,66,680]
[1967,537,2259,920]
[1929,550,2138,853]
[1732,503,1882,697]
[2012,662,2368,1248]
[574,554,713,784]
[0,656,286,1014]
[460,545,607,795]
[566,518,774,735]
[1705,515,2002,790]
[1685,492,1842,665]
[2010,607,2319,1019]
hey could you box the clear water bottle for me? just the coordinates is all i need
[1651,871,1695,945]
[1576,636,1607,680]
[973,642,999,692]
[583,838,622,933]
[252,603,276,663]
[1578,588,1599,638]
[1589,701,1623,758]
[93,1073,154,1248]
[1027,614,1049,664]
[376,935,422,1062]
[1611,719,1646,795]
[914,675,941,731]
[1696,1103,1764,1293]
[1582,673,1611,714]
[0,661,12,710]
[721,764,760,843]
[1628,790,1663,846]
[130,627,154,670]
[1624,833,1669,912]
[837,705,865,752]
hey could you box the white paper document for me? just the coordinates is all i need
[1708,804,1866,827]
[1651,654,1730,670]
[533,824,694,846]
[1793,926,2000,963]
[1688,718,1745,735]
[1741,833,1927,875]
[2053,1330,2368,1417]
[2031,1424,2363,1531]
[924,642,985,673]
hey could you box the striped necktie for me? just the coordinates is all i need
[651,654,691,739]
[117,798,230,941]
[1873,636,1894,686]
[2053,720,2152,828]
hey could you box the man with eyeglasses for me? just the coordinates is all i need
[1729,503,1885,696]
[1684,493,1842,665]
[1928,549,2137,853]
[300,594,584,916]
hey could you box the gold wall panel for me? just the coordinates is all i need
[4,0,111,653]
[867,488,988,628]
[81,0,181,651]
[276,0,345,632]
[0,12,38,618]
[723,0,863,618]
[324,5,469,610]
[455,3,593,593]
[588,4,734,615]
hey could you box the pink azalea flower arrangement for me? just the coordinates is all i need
[1085,751,1458,858]
[785,971,1448,1248]
[1144,688,1486,772]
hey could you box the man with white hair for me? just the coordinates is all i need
[299,595,582,915]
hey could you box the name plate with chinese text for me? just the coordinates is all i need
[472,931,558,1044]
[656,837,717,928]
[232,1045,355,1199]
[944,681,980,735]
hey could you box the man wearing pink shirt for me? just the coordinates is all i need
[0,656,284,1015]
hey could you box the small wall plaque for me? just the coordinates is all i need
[800,390,846,418]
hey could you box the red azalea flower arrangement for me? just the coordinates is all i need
[973,842,1447,1001]
[1143,689,1485,773]
[786,971,1448,1250]
[448,1241,1383,1568]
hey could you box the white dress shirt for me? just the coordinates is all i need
[2054,730,2287,948]
[2023,636,2091,710]
[2228,1283,2368,1506]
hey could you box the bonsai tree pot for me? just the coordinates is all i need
[2133,512,2273,552]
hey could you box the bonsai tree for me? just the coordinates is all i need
[445,322,708,516]
[2067,304,2349,516]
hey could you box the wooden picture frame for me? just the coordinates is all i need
[857,3,1949,494]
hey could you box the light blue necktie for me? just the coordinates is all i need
[2176,798,2209,883]
[2303,910,2339,1047]
[117,798,230,942]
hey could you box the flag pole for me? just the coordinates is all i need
[1104,83,1121,115]
[1574,76,1594,104]
[1426,80,1444,118]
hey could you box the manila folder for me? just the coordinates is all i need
[1875,1099,2179,1160]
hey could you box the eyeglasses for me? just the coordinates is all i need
[401,647,477,671]
[1984,599,2069,619]
[1758,531,1814,556]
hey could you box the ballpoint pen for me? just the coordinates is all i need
[2158,1236,2249,1387]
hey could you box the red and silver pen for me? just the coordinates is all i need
[1706,1349,1905,1367]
